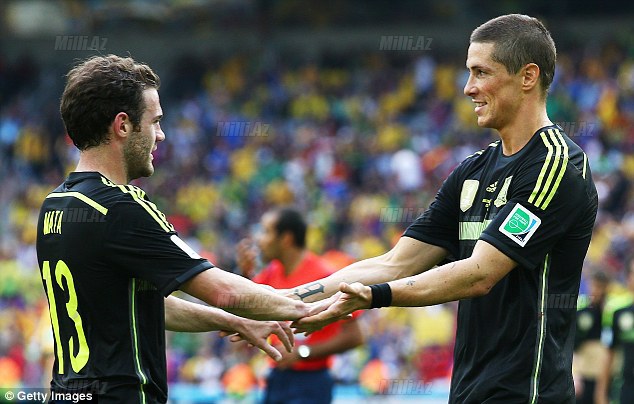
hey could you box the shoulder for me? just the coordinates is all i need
[102,181,175,233]
[442,140,501,185]
[459,140,501,169]
[613,306,634,332]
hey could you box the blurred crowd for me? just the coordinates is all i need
[1,37,634,398]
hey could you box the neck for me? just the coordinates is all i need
[75,147,128,184]
[280,248,306,276]
[498,103,552,156]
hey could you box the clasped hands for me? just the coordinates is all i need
[220,282,370,360]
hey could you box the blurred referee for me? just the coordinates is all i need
[293,14,598,403]
[36,55,326,403]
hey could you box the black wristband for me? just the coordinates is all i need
[369,283,392,309]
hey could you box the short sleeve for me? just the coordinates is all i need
[403,165,460,258]
[480,159,592,270]
[104,196,213,296]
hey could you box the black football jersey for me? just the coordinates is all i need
[404,125,598,403]
[36,172,213,403]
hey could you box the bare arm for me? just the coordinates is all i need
[387,240,516,305]
[594,349,615,404]
[179,268,318,321]
[304,317,364,358]
[275,317,364,369]
[164,295,294,361]
[289,237,448,303]
[295,240,516,330]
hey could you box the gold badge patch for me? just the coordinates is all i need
[460,180,479,212]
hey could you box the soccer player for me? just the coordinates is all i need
[235,208,363,404]
[573,271,609,403]
[291,14,598,403]
[595,261,634,404]
[36,55,330,403]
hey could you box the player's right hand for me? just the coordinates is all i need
[236,238,258,278]
[220,319,294,362]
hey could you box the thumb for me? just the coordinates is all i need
[340,282,363,294]
[339,282,353,293]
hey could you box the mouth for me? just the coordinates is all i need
[473,100,487,114]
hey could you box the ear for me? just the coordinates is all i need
[111,112,133,141]
[521,63,540,92]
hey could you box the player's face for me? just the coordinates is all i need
[589,279,607,304]
[257,212,282,262]
[464,42,524,131]
[123,88,165,181]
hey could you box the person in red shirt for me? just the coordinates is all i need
[237,207,364,404]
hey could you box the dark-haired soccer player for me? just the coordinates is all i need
[595,261,634,404]
[236,208,363,404]
[36,55,330,403]
[292,14,598,403]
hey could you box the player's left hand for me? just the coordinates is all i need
[219,320,294,362]
[292,282,370,334]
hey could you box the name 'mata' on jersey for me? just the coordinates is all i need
[404,125,598,403]
[36,172,213,403]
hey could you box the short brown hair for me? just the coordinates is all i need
[470,14,556,96]
[60,55,160,150]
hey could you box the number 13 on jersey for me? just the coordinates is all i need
[42,260,90,373]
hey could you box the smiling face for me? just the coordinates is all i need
[463,42,525,131]
[123,88,164,181]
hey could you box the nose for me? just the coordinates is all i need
[464,74,476,97]
[156,124,165,143]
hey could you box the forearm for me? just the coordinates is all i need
[180,269,308,320]
[388,259,491,306]
[291,238,447,303]
[303,320,364,359]
[164,295,241,332]
[386,240,515,307]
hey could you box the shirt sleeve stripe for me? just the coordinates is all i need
[528,131,554,206]
[45,192,108,215]
[541,129,569,209]
[533,129,563,208]
[529,129,569,210]
[582,152,588,179]
[116,185,174,233]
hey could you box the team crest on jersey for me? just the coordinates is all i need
[494,176,513,208]
[618,311,634,331]
[460,180,479,212]
[577,311,593,331]
[499,203,541,247]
